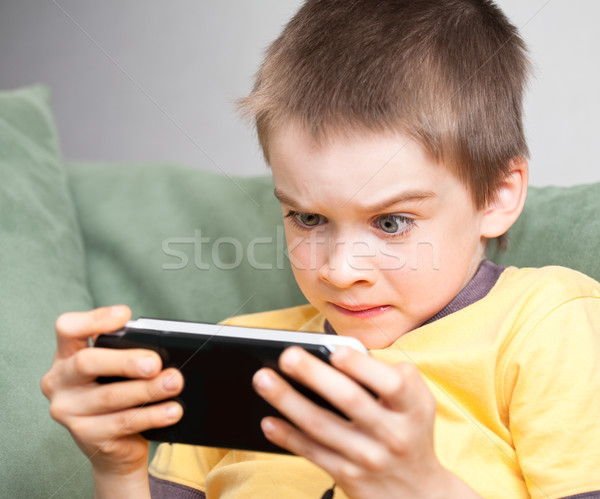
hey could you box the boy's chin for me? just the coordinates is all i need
[327,311,417,349]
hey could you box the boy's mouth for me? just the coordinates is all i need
[331,302,392,319]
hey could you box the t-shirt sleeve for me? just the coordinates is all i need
[503,296,600,499]
[148,442,228,495]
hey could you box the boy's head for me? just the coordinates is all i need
[238,0,532,346]
[240,0,530,210]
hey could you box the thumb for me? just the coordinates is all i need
[55,305,131,358]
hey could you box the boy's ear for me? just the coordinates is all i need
[480,157,529,238]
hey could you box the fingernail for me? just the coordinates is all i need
[162,372,180,391]
[165,403,181,420]
[138,357,158,376]
[253,370,273,392]
[331,346,350,364]
[110,305,127,317]
[261,418,276,435]
[138,356,158,375]
[280,347,301,369]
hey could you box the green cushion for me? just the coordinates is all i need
[0,86,95,497]
[488,183,600,282]
[67,161,307,323]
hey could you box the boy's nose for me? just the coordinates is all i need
[318,238,376,288]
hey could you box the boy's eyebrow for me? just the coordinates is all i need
[273,188,302,209]
[363,190,436,212]
[273,188,436,212]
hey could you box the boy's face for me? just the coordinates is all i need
[269,123,487,349]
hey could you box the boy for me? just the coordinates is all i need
[41,1,600,498]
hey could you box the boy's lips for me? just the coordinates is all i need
[331,302,392,319]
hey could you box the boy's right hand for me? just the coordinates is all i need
[41,306,184,480]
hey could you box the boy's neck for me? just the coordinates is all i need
[419,260,504,326]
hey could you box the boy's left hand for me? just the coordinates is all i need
[252,346,472,499]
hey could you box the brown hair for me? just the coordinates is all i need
[239,0,530,210]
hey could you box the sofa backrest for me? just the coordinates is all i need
[1,86,95,498]
[67,161,307,324]
[487,183,600,281]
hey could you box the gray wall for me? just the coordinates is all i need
[1,0,598,186]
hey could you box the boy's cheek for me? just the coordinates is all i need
[377,241,410,271]
[285,235,435,275]
[285,233,326,272]
[352,238,441,273]
[405,240,441,273]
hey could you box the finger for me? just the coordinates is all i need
[55,305,131,358]
[68,401,183,446]
[253,368,380,464]
[261,416,413,496]
[330,349,438,458]
[331,346,425,412]
[277,347,381,425]
[57,368,184,417]
[61,347,163,385]
[260,416,355,477]
[272,348,434,469]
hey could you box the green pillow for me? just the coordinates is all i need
[68,162,307,324]
[488,183,600,282]
[0,86,94,498]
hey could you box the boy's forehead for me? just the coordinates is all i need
[268,121,438,178]
[268,122,474,211]
[268,121,422,164]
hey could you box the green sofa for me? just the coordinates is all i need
[2,85,598,498]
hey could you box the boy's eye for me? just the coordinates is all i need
[376,214,413,234]
[295,212,323,227]
[285,210,325,229]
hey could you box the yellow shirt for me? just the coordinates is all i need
[149,266,600,498]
